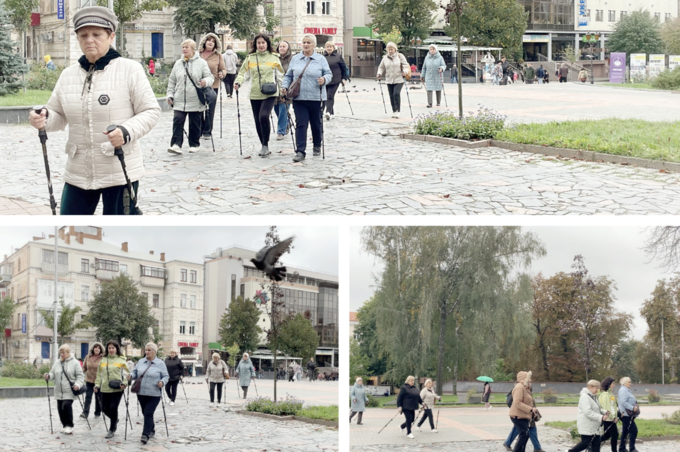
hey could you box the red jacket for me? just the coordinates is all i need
[149,60,155,74]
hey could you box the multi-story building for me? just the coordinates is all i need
[0,227,203,368]
[203,246,339,371]
[271,0,345,52]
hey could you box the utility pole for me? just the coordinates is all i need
[441,0,467,118]
[662,317,665,385]
[108,0,116,50]
[52,227,58,366]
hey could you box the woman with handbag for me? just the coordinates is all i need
[44,344,85,435]
[598,377,619,452]
[206,353,229,407]
[322,41,349,120]
[377,42,409,118]
[234,33,283,158]
[94,340,129,439]
[80,342,104,420]
[274,41,293,140]
[128,343,169,444]
[198,33,226,139]
[569,380,609,452]
[618,377,639,452]
[166,39,214,155]
[281,34,332,163]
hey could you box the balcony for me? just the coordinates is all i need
[95,269,118,280]
[141,275,165,288]
[41,262,69,275]
[0,265,11,284]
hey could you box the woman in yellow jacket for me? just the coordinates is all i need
[598,377,619,452]
[94,340,129,439]
[234,33,283,158]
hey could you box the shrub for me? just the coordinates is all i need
[466,388,478,398]
[27,64,64,91]
[648,389,661,403]
[568,423,579,439]
[366,394,380,407]
[663,408,680,425]
[246,394,304,416]
[542,388,557,397]
[147,74,169,95]
[413,106,506,141]
[0,362,47,379]
[650,67,680,90]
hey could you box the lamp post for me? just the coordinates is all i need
[441,0,468,118]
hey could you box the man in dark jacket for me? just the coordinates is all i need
[451,64,458,83]
[536,65,545,84]
[524,63,535,84]
[306,358,317,382]
[164,350,184,406]
[500,57,509,85]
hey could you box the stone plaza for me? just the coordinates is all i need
[1,80,679,215]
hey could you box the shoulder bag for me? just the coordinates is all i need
[61,361,86,396]
[131,360,154,394]
[255,54,278,95]
[286,56,313,100]
[626,403,640,418]
[107,357,122,390]
[184,61,216,105]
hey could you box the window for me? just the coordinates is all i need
[190,270,197,283]
[231,274,236,300]
[153,294,159,308]
[306,0,314,14]
[180,294,187,308]
[74,226,98,235]
[153,318,160,328]
[141,292,148,303]
[654,12,660,22]
[81,259,89,273]
[95,259,119,272]
[240,284,245,298]
[189,322,195,335]
[179,321,186,334]
[620,11,627,20]
[321,1,330,15]
[596,10,603,21]
[667,13,673,22]
[18,258,21,272]
[608,10,615,22]
[120,264,128,275]
[141,266,165,278]
[16,313,20,329]
[17,285,21,301]
[181,269,187,282]
[42,249,68,265]
[190,294,196,309]
[81,285,89,302]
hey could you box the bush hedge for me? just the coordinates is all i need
[26,64,64,91]
[413,107,506,141]
[246,395,304,416]
[651,67,680,91]
[0,362,51,379]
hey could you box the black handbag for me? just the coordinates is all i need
[61,361,86,396]
[106,357,122,390]
[184,62,217,105]
[256,54,278,95]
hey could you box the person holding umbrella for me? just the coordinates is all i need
[350,377,368,424]
[129,343,169,444]
[477,376,493,410]
[44,344,85,434]
[235,353,256,399]
[164,350,184,406]
[397,375,422,439]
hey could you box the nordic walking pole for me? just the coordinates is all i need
[319,84,325,160]
[287,104,296,150]
[124,384,133,431]
[219,79,223,139]
[160,386,169,437]
[252,376,259,397]
[106,124,137,213]
[377,78,387,113]
[75,394,92,430]
[46,379,54,434]
[403,78,413,118]
[235,88,243,155]
[33,106,57,215]
[440,71,448,107]
[435,398,440,430]
[180,378,189,404]
[98,390,108,432]
[378,410,400,434]
[342,83,354,115]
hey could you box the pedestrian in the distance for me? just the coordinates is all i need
[579,68,588,83]
[322,41,349,120]
[206,353,229,407]
[126,358,134,372]
[94,340,129,439]
[509,371,538,452]
[482,381,493,410]
[618,377,639,452]
[80,342,103,420]
[598,377,619,452]
[377,42,409,118]
[222,45,238,98]
[568,380,609,452]
[416,378,440,433]
[148,58,155,77]
[164,349,184,406]
[274,41,293,140]
[451,64,458,83]
[128,343,169,444]
[504,385,545,452]
[198,33,226,140]
[421,44,446,108]
[559,63,569,83]
[536,65,545,84]
[306,357,317,381]
[524,63,535,84]
[397,375,422,439]
[350,376,368,425]
[500,56,510,85]
[492,62,502,85]
[235,353,256,399]
[44,344,85,435]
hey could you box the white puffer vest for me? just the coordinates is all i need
[45,56,161,190]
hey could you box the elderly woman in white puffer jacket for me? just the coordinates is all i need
[28,6,161,216]
[569,380,610,452]
[44,344,85,435]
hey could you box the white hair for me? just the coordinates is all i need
[620,376,631,385]
[243,353,249,359]
[181,39,196,51]
[58,344,71,354]
[302,34,317,46]
[212,353,220,360]
[386,42,398,51]
[356,376,363,383]
[145,343,158,353]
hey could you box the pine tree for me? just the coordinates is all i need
[0,4,28,96]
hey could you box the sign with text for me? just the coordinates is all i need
[630,53,647,80]
[303,27,337,35]
[522,34,549,43]
[649,54,665,78]
[177,342,199,347]
[609,52,626,84]
[578,0,588,27]
[670,55,680,71]
[57,0,64,20]
[21,314,26,333]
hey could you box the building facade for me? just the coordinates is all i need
[0,227,203,366]
[203,246,339,370]
[273,0,345,52]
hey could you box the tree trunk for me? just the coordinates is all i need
[436,306,446,396]
[536,322,550,380]
[452,323,459,396]
[273,336,278,403]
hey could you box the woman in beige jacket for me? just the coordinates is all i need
[28,6,161,216]
[377,42,409,118]
[205,353,229,407]
[509,371,538,452]
[199,33,226,139]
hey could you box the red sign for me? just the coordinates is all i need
[303,27,337,35]
[177,342,187,347]
[177,342,199,347]
[4,328,10,338]
[31,13,40,27]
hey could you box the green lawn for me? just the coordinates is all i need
[0,89,164,107]
[496,119,680,163]
[546,419,680,438]
[601,83,657,90]
[0,377,53,388]
[297,405,338,422]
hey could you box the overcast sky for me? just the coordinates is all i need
[350,226,672,340]
[0,226,338,276]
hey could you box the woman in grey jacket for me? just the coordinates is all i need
[350,377,368,424]
[236,353,256,399]
[417,378,441,432]
[421,44,447,108]
[44,344,85,434]
[206,353,229,406]
[569,380,609,452]
[128,343,169,444]
[618,377,638,452]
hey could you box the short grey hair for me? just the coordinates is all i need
[355,376,363,383]
[587,379,600,388]
[386,42,398,51]
[145,342,158,353]
[181,39,196,51]
[212,353,220,360]
[302,34,317,46]
[620,376,631,386]
[58,344,71,354]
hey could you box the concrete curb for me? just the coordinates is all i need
[400,133,680,173]
[0,386,54,398]
[237,410,338,428]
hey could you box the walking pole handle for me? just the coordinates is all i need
[33,105,48,143]
[106,125,124,155]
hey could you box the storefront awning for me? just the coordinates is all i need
[208,342,227,351]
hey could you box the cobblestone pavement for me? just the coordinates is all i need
[0,379,338,452]
[2,81,680,215]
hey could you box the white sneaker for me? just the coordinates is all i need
[329,114,334,120]
[167,144,182,154]
[395,112,400,118]
[407,433,414,439]
[416,427,422,432]
[209,403,215,408]
[489,405,493,409]
[324,112,330,120]
[64,426,73,434]
[60,427,66,433]
[189,146,200,153]
[169,401,175,406]
[432,429,438,433]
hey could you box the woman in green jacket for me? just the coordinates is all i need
[94,340,129,439]
[234,33,283,158]
[598,377,619,452]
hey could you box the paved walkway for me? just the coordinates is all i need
[352,439,680,451]
[2,81,679,215]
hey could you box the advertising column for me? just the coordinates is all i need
[648,54,666,78]
[609,52,626,83]
[630,54,647,81]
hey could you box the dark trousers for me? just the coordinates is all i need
[426,90,442,106]
[57,399,74,428]
[620,417,637,451]
[292,100,322,156]
[400,409,415,434]
[165,380,179,402]
[417,408,435,430]
[349,411,363,423]
[101,391,123,432]
[60,181,141,216]
[601,420,619,452]
[137,395,160,437]
[323,83,340,115]
[510,417,530,452]
[560,76,567,83]
[570,434,601,452]
[249,97,277,145]
[308,369,316,381]
[387,83,403,112]
[224,73,236,96]
[202,87,219,136]
[82,382,101,416]
[241,386,249,398]
[209,382,223,403]
[171,110,202,148]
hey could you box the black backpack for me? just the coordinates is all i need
[506,391,513,408]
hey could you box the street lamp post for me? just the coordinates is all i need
[441,0,468,118]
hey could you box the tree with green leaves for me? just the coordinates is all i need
[368,0,436,48]
[608,9,664,62]
[380,25,403,47]
[661,17,680,55]
[39,299,91,346]
[349,337,370,385]
[169,0,263,40]
[262,3,280,34]
[640,277,680,383]
[226,342,240,371]
[354,296,388,377]
[0,3,27,96]
[95,0,168,55]
[277,313,319,362]
[4,0,38,30]
[86,274,156,348]
[218,296,262,356]
[0,295,15,359]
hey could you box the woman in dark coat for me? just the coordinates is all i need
[164,349,184,406]
[396,375,423,439]
[322,42,348,120]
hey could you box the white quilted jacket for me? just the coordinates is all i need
[44,57,161,190]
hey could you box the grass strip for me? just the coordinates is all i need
[546,419,680,438]
[0,90,164,107]
[0,377,54,387]
[297,405,339,422]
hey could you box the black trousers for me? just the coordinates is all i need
[400,409,415,434]
[242,385,249,398]
[209,382,223,403]
[249,97,277,145]
[202,87,219,136]
[101,391,123,432]
[224,74,236,96]
[82,381,101,416]
[171,110,202,148]
[620,417,637,451]
[57,399,74,428]
[165,379,179,402]
[570,434,601,452]
[349,411,363,423]
[601,420,619,452]
[417,408,435,429]
[510,417,530,452]
[387,83,404,113]
[323,83,340,115]
[137,395,160,437]
[60,181,141,215]
[292,100,322,156]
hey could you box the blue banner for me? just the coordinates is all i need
[21,314,26,333]
[578,0,588,27]
[58,0,64,20]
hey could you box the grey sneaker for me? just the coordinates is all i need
[79,413,87,420]
[259,145,270,157]
[141,435,148,444]
[292,152,305,162]
[503,444,512,451]
[313,146,321,156]
[105,430,115,439]
[276,134,285,140]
